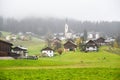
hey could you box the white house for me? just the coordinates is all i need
[41,47,54,57]
[87,32,100,40]
[83,40,98,52]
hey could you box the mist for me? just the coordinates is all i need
[0,0,120,21]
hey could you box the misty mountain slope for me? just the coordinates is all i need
[0,17,120,36]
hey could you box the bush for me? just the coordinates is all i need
[57,48,63,55]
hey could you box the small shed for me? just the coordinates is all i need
[64,41,77,51]
[41,47,54,57]
[0,40,13,56]
[12,46,28,57]
[95,37,105,46]
[83,40,98,52]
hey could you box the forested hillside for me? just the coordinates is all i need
[0,16,120,36]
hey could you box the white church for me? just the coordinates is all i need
[64,19,73,39]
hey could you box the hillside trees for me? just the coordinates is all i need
[0,16,3,31]
[45,33,53,48]
[116,34,120,47]
[75,38,82,49]
[113,40,119,48]
[0,32,2,37]
[53,41,62,51]
[83,29,87,41]
[1,17,120,36]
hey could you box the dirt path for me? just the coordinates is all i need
[0,65,114,70]
[0,57,14,60]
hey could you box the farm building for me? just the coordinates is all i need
[82,40,98,52]
[64,40,77,51]
[0,40,13,56]
[95,37,105,46]
[41,47,54,57]
[12,46,28,57]
[52,38,62,50]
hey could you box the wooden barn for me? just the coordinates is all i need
[41,47,54,57]
[82,40,98,52]
[64,41,77,51]
[12,46,28,57]
[0,40,13,56]
[95,37,105,46]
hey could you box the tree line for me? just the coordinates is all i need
[0,16,120,36]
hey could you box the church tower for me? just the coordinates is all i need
[65,18,68,38]
[64,18,72,39]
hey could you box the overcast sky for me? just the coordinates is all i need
[0,0,120,21]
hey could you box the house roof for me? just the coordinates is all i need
[85,40,98,47]
[64,41,77,48]
[0,39,13,46]
[41,47,53,51]
[95,37,105,42]
[13,46,27,51]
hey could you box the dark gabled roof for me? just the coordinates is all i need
[0,39,13,46]
[41,47,53,51]
[85,40,98,47]
[64,41,77,47]
[95,37,105,42]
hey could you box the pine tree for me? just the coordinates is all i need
[113,40,119,48]
[83,29,87,41]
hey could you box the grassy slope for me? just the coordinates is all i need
[0,31,11,37]
[0,32,120,80]
[0,31,45,55]
[12,40,45,55]
[0,50,120,68]
[0,46,119,80]
[10,35,45,55]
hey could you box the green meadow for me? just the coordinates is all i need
[0,38,120,80]
[0,68,119,80]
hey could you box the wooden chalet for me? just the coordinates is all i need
[41,47,54,57]
[95,37,105,46]
[12,46,28,57]
[0,40,13,56]
[64,41,77,51]
[82,40,98,52]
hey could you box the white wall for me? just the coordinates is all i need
[86,46,97,51]
[42,50,54,57]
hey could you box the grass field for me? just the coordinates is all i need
[0,47,120,68]
[0,68,119,80]
[0,50,120,80]
[0,34,120,80]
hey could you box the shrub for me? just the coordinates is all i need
[57,48,63,55]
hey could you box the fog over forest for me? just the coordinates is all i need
[0,0,120,37]
[0,17,120,36]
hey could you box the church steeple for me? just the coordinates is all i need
[64,18,73,39]
[65,18,69,37]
